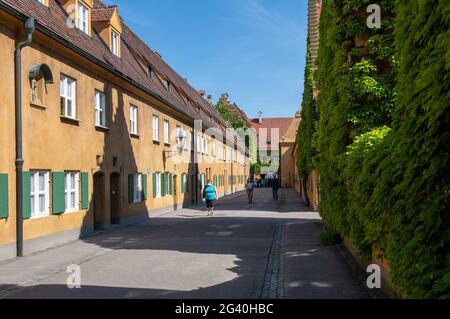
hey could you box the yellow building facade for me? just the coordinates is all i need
[0,0,249,261]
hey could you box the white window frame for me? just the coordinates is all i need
[155,172,161,198]
[65,172,79,213]
[183,129,188,150]
[60,75,76,119]
[134,174,143,203]
[153,115,159,142]
[176,126,183,148]
[163,172,170,196]
[204,138,209,155]
[77,2,89,35]
[130,105,138,135]
[164,120,170,144]
[95,91,106,127]
[111,29,120,56]
[30,171,50,218]
[182,174,187,193]
[197,134,201,153]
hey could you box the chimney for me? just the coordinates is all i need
[258,111,263,124]
[198,90,206,98]
[220,93,229,105]
[207,95,213,105]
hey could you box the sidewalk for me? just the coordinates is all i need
[0,190,247,298]
[282,221,371,299]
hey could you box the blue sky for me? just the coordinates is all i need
[104,0,308,118]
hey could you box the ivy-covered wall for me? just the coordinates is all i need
[296,45,318,180]
[295,0,449,298]
[315,0,396,235]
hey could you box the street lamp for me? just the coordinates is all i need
[163,131,186,161]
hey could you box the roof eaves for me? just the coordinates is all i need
[0,0,195,123]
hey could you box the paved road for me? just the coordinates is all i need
[0,188,370,299]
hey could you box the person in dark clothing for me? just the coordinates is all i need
[246,178,255,204]
[271,176,279,201]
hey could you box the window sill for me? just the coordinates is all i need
[95,125,110,132]
[30,214,50,220]
[60,116,82,125]
[130,133,140,139]
[153,140,160,145]
[164,143,171,147]
[64,209,81,214]
[30,101,47,109]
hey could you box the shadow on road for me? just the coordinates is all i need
[2,189,369,299]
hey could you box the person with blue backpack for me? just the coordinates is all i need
[203,180,218,216]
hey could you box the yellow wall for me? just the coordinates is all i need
[280,142,296,188]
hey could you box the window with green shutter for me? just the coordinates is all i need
[128,174,134,203]
[81,172,89,209]
[142,174,147,200]
[169,173,173,195]
[52,172,65,214]
[22,172,31,219]
[161,173,166,196]
[0,174,8,219]
[152,173,157,198]
[181,174,184,193]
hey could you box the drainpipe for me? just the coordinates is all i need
[15,17,35,257]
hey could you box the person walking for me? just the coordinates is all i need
[246,178,255,204]
[203,180,218,216]
[271,175,279,201]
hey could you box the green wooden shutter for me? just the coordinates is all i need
[52,172,65,214]
[181,174,185,193]
[128,174,134,203]
[152,173,157,198]
[161,173,166,196]
[0,174,8,219]
[142,174,147,200]
[22,172,31,219]
[169,173,173,195]
[81,172,89,209]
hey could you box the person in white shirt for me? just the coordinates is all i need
[246,178,255,204]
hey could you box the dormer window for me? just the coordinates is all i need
[61,0,93,35]
[111,29,120,56]
[147,66,153,79]
[77,2,90,34]
[91,4,122,57]
[37,0,48,6]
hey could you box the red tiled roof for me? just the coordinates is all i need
[0,0,227,133]
[91,6,116,22]
[250,118,296,151]
[250,118,294,137]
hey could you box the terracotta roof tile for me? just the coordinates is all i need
[91,6,116,22]
[250,118,296,150]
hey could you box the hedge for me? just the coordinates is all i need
[296,0,449,297]
[296,44,318,179]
